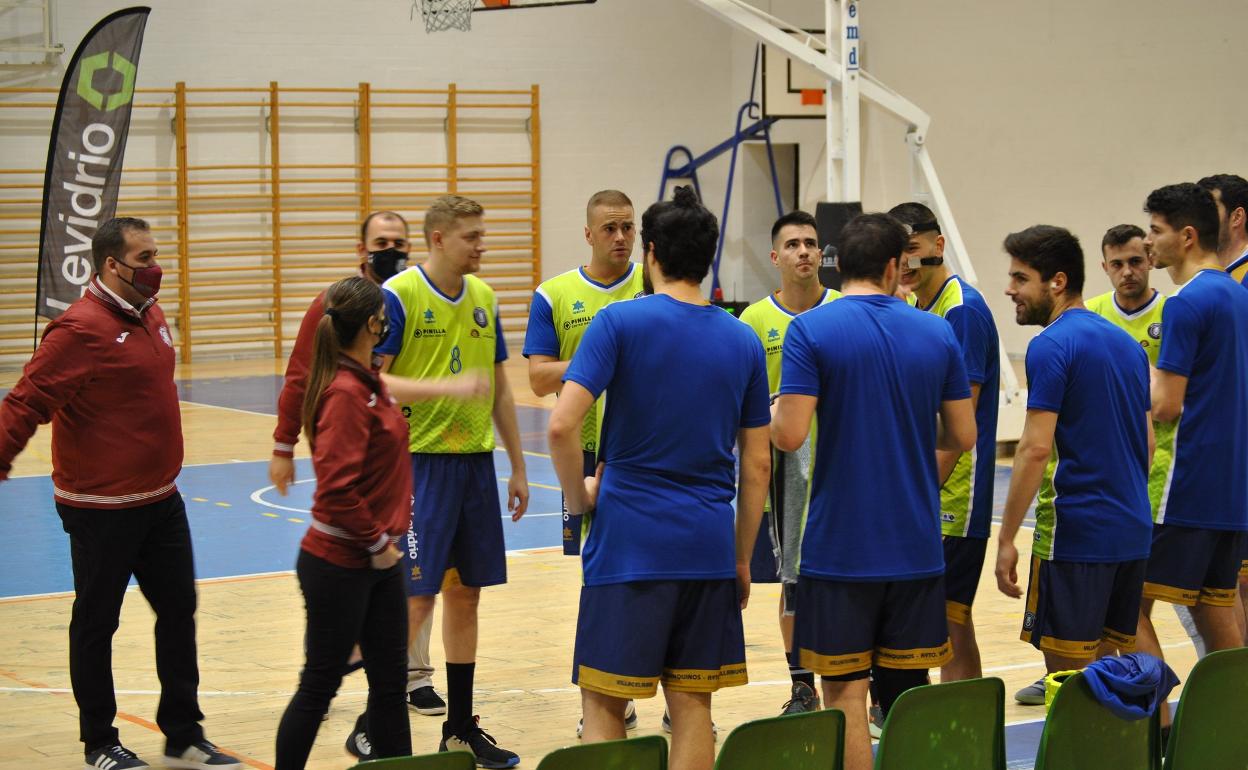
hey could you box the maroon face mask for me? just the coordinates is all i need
[114,259,162,299]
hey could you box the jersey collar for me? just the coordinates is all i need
[577,263,637,292]
[1110,289,1160,320]
[416,263,466,305]
[920,275,958,313]
[767,287,833,317]
[1226,249,1248,275]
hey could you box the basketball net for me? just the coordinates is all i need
[413,0,474,32]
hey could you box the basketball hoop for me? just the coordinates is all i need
[413,0,474,32]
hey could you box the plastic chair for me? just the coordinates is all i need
[715,708,845,770]
[1034,671,1162,770]
[351,750,475,769]
[536,735,668,770]
[874,677,1005,770]
[1164,646,1248,769]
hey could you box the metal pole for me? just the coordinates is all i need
[824,0,838,202]
[841,0,861,202]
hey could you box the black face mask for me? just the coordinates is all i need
[367,247,408,281]
[374,315,390,343]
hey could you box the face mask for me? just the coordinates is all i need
[114,259,162,298]
[374,315,390,342]
[367,247,408,281]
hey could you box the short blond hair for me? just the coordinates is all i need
[586,189,633,223]
[423,194,484,245]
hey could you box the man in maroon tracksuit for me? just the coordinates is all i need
[0,218,238,770]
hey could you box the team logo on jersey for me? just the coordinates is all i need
[159,325,173,347]
[1147,323,1161,340]
[767,327,780,340]
[423,308,435,323]
[115,331,130,344]
[1023,611,1035,631]
[473,307,488,328]
[470,329,480,338]
[572,299,585,313]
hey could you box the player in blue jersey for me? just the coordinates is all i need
[548,186,771,770]
[771,212,976,770]
[1134,185,1248,709]
[996,225,1154,693]
[1196,174,1248,644]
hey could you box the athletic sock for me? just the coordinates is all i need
[787,656,815,690]
[445,662,475,736]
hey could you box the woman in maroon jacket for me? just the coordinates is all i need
[275,276,413,768]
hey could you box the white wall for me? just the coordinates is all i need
[14,0,1248,358]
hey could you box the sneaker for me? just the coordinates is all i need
[1015,678,1047,705]
[781,681,820,714]
[408,685,448,716]
[576,699,638,738]
[344,724,374,762]
[661,710,719,741]
[85,745,148,770]
[439,716,519,769]
[868,705,884,740]
[163,740,242,769]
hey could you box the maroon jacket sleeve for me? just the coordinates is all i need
[273,292,325,457]
[0,322,93,481]
[311,383,386,552]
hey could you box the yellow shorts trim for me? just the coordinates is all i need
[576,665,659,699]
[876,640,953,670]
[799,648,873,677]
[1038,635,1098,658]
[661,664,748,693]
[1199,586,1237,607]
[1102,627,1137,652]
[946,599,971,626]
[1142,581,1199,607]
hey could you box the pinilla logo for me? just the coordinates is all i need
[75,51,137,111]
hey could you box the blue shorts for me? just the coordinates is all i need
[793,575,951,680]
[943,536,988,625]
[572,580,747,698]
[562,450,596,556]
[1143,523,1246,607]
[402,452,507,595]
[1021,556,1145,657]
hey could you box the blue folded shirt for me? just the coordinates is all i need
[1082,652,1181,721]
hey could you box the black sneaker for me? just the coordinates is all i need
[163,740,242,769]
[439,716,519,769]
[408,685,448,716]
[85,745,148,770]
[781,681,820,714]
[345,722,374,762]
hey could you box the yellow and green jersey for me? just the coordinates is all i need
[1083,289,1174,518]
[1227,250,1248,285]
[738,288,840,393]
[522,264,644,452]
[379,265,506,454]
[919,276,1000,539]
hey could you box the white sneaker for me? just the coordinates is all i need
[163,740,242,770]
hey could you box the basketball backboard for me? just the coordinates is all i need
[761,28,831,119]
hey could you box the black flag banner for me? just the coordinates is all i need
[35,7,150,320]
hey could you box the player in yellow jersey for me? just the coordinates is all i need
[374,195,529,768]
[738,210,838,716]
[522,189,645,737]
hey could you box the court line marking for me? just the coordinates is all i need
[0,666,273,770]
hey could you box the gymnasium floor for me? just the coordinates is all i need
[0,359,1196,769]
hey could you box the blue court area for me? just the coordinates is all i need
[0,373,1054,766]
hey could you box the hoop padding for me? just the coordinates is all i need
[416,0,474,32]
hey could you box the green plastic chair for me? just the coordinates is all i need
[351,750,475,769]
[874,677,1005,770]
[715,709,845,770]
[1035,671,1162,770]
[1164,646,1248,769]
[536,735,668,770]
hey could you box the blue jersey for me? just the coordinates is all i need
[1155,269,1248,531]
[563,294,771,586]
[1026,309,1153,561]
[779,294,971,581]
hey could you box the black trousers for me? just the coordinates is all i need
[275,549,411,769]
[56,495,205,753]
